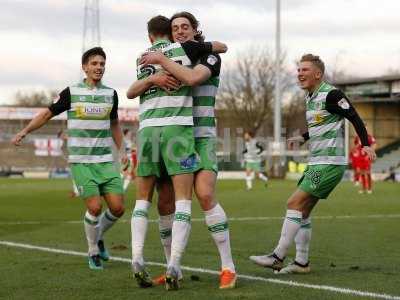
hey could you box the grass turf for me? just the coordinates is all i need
[0,178,399,299]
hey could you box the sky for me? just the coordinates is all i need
[1,0,399,107]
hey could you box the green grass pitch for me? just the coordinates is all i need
[0,178,399,299]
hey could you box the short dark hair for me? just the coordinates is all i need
[170,11,204,42]
[147,15,171,37]
[300,54,325,74]
[82,47,106,65]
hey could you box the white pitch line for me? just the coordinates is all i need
[1,240,399,300]
[1,214,400,226]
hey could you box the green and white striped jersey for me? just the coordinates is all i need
[192,54,221,138]
[305,81,347,165]
[49,81,118,164]
[243,139,264,163]
[136,39,214,130]
[193,77,219,137]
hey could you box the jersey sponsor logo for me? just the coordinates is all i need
[76,105,110,118]
[207,55,218,65]
[79,96,86,101]
[338,98,350,109]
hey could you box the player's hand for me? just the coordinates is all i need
[362,146,376,161]
[12,131,27,146]
[287,136,305,150]
[140,51,164,65]
[151,73,181,91]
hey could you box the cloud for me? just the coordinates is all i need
[1,0,400,106]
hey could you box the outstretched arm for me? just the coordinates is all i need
[12,87,71,146]
[12,108,53,146]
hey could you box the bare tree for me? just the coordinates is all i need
[218,47,293,135]
[324,52,352,84]
[13,90,58,107]
[283,91,307,136]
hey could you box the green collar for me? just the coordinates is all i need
[308,81,326,99]
[152,38,171,46]
[82,79,102,89]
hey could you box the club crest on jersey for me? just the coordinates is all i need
[315,101,323,110]
[207,55,218,65]
[180,154,198,170]
[79,96,86,101]
[314,113,324,124]
[338,98,350,109]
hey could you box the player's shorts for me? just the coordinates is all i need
[245,161,262,172]
[351,160,360,169]
[359,162,371,171]
[297,164,346,199]
[70,162,123,199]
[137,125,199,177]
[195,137,218,173]
[359,157,371,171]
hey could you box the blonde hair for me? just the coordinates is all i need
[300,54,325,74]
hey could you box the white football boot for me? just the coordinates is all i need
[277,261,310,274]
[249,253,284,271]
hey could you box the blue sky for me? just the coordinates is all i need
[1,0,399,106]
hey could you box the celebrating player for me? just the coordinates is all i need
[138,11,236,289]
[126,15,227,290]
[249,54,376,274]
[12,47,127,270]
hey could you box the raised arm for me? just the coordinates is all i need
[140,50,222,86]
[140,51,211,86]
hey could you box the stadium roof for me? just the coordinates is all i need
[333,74,400,85]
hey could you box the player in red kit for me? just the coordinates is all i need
[355,134,376,194]
[350,144,361,186]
